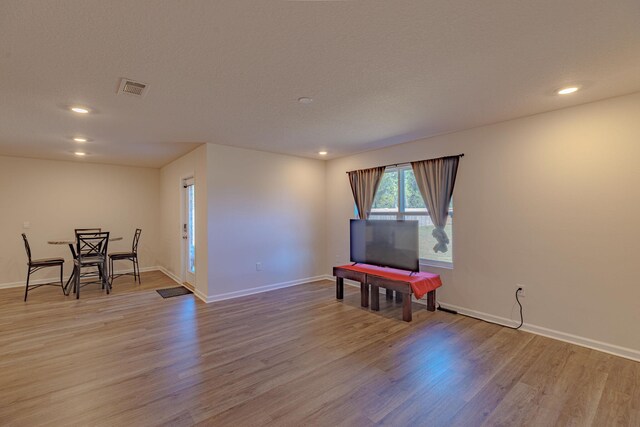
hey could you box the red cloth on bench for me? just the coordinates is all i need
[336,264,442,299]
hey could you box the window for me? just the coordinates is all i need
[365,165,453,265]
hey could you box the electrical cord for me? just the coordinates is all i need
[437,287,524,330]
[509,287,525,330]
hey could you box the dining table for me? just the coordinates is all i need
[48,236,123,295]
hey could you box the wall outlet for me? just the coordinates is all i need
[516,284,526,297]
[23,221,31,229]
[256,262,262,271]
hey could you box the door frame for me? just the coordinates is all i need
[181,175,196,287]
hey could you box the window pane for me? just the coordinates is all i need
[187,184,196,273]
[404,169,426,211]
[369,213,398,220]
[371,171,398,212]
[403,214,453,263]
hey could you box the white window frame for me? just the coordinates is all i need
[368,164,453,268]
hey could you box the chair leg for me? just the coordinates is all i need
[76,264,80,299]
[132,258,138,283]
[104,261,110,294]
[24,267,31,302]
[109,258,113,286]
[98,265,104,289]
[73,265,77,294]
[59,264,65,294]
[136,257,141,284]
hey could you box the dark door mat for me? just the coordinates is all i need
[156,287,193,298]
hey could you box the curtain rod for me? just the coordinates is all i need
[345,153,464,174]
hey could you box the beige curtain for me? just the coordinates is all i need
[411,156,460,253]
[348,167,386,219]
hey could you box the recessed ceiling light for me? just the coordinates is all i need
[557,86,579,95]
[298,97,313,104]
[318,151,328,156]
[70,106,90,114]
[74,152,86,156]
[73,137,88,143]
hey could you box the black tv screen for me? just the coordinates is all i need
[350,219,419,272]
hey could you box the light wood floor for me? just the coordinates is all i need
[0,271,638,426]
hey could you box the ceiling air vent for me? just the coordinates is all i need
[117,78,149,97]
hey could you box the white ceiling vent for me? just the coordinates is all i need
[117,78,149,97]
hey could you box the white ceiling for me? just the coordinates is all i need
[1,1,639,168]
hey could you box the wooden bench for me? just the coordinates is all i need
[333,264,441,322]
[333,267,368,308]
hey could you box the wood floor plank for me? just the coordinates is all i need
[0,271,637,426]
[592,355,640,426]
[445,334,548,427]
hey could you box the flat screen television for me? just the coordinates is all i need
[350,219,419,272]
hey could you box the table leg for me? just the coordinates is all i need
[103,263,110,294]
[386,289,393,300]
[360,282,369,308]
[427,290,436,312]
[98,265,104,289]
[75,265,80,299]
[64,269,72,295]
[402,293,412,322]
[336,277,344,300]
[370,284,379,311]
[64,243,77,296]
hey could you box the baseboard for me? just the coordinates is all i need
[155,266,207,303]
[155,266,182,286]
[192,288,208,303]
[161,267,325,305]
[0,266,159,290]
[205,275,329,303]
[1,265,209,304]
[340,279,639,362]
[342,278,370,289]
[436,302,640,363]
[10,268,635,362]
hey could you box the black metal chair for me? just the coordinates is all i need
[73,232,110,299]
[21,233,65,301]
[74,228,102,256]
[74,228,102,281]
[109,229,142,285]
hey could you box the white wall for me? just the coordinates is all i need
[159,145,208,299]
[0,156,160,286]
[206,143,327,298]
[326,92,640,356]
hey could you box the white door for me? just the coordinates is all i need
[183,177,196,286]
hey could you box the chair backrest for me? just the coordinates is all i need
[76,232,110,260]
[75,228,102,256]
[21,233,32,262]
[132,228,142,254]
[75,228,101,234]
